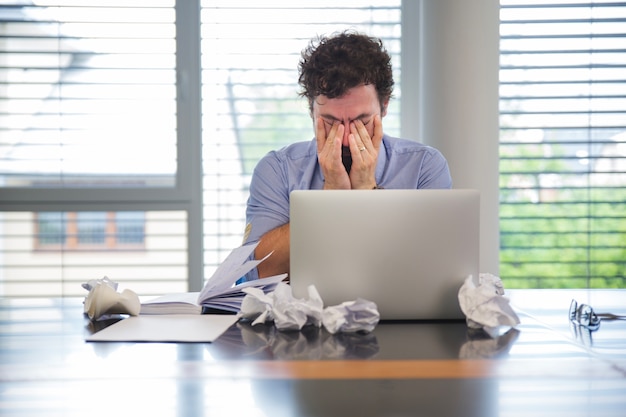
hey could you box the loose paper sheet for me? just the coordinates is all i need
[198,243,271,298]
[86,314,238,343]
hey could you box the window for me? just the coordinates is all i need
[0,0,402,297]
[0,1,188,298]
[200,1,402,276]
[36,211,145,249]
[0,1,177,189]
[116,211,146,244]
[499,1,626,288]
[5,1,620,297]
[1,210,187,297]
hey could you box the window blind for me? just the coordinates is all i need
[0,0,402,297]
[0,1,177,188]
[0,210,188,297]
[0,1,187,297]
[499,1,626,288]
[200,1,402,277]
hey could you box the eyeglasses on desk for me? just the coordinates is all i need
[569,298,626,331]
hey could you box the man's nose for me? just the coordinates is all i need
[341,122,351,146]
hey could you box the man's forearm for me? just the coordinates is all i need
[255,223,290,278]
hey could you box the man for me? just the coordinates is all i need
[242,31,452,280]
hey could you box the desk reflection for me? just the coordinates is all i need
[207,320,519,361]
[210,322,380,359]
[206,322,510,417]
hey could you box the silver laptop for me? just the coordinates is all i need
[289,189,479,320]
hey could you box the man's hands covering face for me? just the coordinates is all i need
[316,114,383,190]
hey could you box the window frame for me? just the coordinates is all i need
[0,3,196,210]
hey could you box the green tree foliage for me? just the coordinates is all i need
[500,141,626,289]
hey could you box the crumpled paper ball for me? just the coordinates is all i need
[458,273,520,338]
[82,276,141,321]
[240,282,323,331]
[322,298,379,334]
[240,282,379,334]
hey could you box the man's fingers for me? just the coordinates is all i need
[315,117,327,153]
[372,114,383,150]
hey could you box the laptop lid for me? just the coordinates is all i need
[289,189,480,320]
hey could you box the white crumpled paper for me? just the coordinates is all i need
[322,298,379,334]
[240,282,323,331]
[240,282,380,334]
[458,273,520,338]
[82,276,141,321]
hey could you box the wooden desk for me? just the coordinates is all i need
[1,290,624,417]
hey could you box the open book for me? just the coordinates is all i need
[140,242,287,315]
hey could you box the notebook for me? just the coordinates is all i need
[289,189,480,320]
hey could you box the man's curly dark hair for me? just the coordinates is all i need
[298,31,394,113]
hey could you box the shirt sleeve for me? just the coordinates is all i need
[240,151,291,281]
[244,151,291,245]
[417,147,453,189]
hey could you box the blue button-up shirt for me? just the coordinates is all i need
[241,134,452,281]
